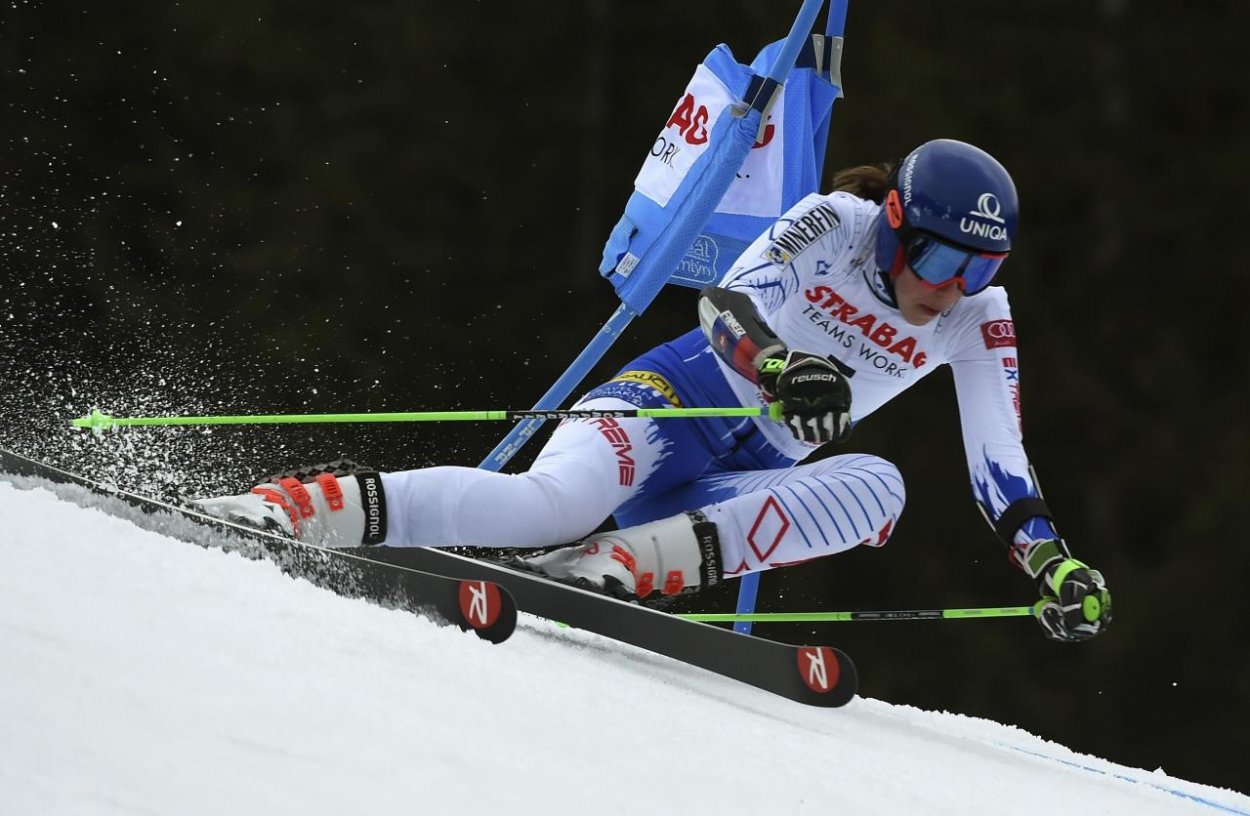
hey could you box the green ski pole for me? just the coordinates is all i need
[677,605,1039,624]
[71,405,785,432]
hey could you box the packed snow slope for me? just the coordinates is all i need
[2,479,1247,816]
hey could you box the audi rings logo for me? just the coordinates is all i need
[980,319,1017,350]
[971,193,1005,224]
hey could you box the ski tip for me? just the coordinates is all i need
[456,579,518,644]
[795,645,858,707]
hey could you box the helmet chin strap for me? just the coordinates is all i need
[888,244,909,280]
[868,206,903,308]
[865,258,900,308]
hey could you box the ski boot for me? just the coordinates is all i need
[194,460,388,548]
[516,511,723,600]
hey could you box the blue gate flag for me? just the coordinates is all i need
[600,30,844,307]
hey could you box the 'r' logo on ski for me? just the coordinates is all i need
[797,646,839,694]
[458,580,501,630]
[468,582,489,625]
[806,649,827,689]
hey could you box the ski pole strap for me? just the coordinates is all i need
[993,496,1053,544]
[678,606,1037,624]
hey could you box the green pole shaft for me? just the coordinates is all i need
[677,606,1037,624]
[72,405,781,430]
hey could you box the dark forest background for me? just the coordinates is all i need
[3,0,1247,794]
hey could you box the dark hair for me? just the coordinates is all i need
[828,163,894,204]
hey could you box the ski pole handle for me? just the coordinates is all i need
[71,405,786,431]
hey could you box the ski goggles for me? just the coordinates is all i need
[904,235,1006,294]
[884,189,1007,295]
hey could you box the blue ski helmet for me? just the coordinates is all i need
[874,139,1019,294]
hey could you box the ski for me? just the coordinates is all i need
[357,545,859,707]
[1,447,856,705]
[0,448,517,644]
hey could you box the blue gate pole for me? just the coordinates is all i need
[733,0,848,634]
[765,0,826,84]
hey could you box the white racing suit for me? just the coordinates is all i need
[382,191,1057,574]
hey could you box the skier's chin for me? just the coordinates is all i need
[901,303,942,326]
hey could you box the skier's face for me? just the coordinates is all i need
[894,266,964,326]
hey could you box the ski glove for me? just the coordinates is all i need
[1034,554,1113,642]
[759,351,853,445]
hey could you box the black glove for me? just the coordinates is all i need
[758,350,852,445]
[1034,552,1113,642]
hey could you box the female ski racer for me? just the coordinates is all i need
[199,138,1112,643]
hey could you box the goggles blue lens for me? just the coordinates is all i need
[906,234,1006,294]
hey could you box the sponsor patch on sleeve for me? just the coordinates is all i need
[762,201,841,266]
[980,319,1016,349]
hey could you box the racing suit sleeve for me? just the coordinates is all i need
[948,289,1062,564]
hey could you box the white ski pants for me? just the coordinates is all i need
[381,398,905,577]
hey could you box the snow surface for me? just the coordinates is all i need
[2,478,1247,816]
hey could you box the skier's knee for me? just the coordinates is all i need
[806,454,905,548]
[867,456,905,509]
[862,456,905,547]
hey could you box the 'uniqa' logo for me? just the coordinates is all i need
[959,192,1009,241]
[970,193,1005,223]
